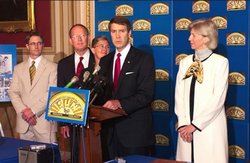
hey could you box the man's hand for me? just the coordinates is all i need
[21,108,37,125]
[61,126,70,138]
[103,100,122,110]
[27,116,37,126]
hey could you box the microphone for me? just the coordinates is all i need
[89,76,106,105]
[78,71,90,89]
[64,76,79,88]
[83,71,90,83]
[90,76,106,94]
[92,65,101,75]
[84,66,101,89]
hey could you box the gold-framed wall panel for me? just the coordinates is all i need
[77,1,95,43]
[17,1,96,62]
[0,1,35,33]
[17,1,70,63]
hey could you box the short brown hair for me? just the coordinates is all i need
[108,16,131,32]
[25,32,44,44]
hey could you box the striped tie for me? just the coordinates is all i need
[29,61,36,85]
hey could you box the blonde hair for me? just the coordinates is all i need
[188,19,218,50]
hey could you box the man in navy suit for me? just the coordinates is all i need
[57,24,95,163]
[57,24,95,90]
[100,16,155,160]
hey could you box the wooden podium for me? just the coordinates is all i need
[78,105,127,163]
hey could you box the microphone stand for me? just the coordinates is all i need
[89,93,98,106]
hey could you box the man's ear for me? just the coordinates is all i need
[69,38,73,45]
[129,29,132,37]
[25,44,29,50]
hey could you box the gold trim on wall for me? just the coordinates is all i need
[0,1,35,33]
[86,1,91,34]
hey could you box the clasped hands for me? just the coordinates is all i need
[178,125,196,143]
[21,108,37,125]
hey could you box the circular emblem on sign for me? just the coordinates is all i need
[226,106,245,120]
[228,72,245,85]
[175,18,192,30]
[211,16,227,29]
[48,92,86,121]
[133,19,151,31]
[176,53,188,65]
[227,0,246,11]
[150,3,169,15]
[116,4,133,16]
[229,145,245,159]
[150,34,169,46]
[192,0,210,13]
[155,69,169,81]
[155,134,169,146]
[98,20,110,32]
[151,99,169,111]
[227,32,245,46]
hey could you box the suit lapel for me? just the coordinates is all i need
[69,54,76,77]
[89,50,96,72]
[115,47,134,92]
[23,60,32,90]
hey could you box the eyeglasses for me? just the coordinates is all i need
[95,44,110,50]
[28,42,43,46]
[71,34,87,40]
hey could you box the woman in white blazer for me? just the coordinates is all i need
[175,19,229,163]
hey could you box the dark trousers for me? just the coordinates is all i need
[70,126,80,163]
[107,129,153,160]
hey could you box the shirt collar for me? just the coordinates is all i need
[115,43,131,59]
[74,48,90,68]
[29,55,42,67]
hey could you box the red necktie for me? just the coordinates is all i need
[114,53,121,90]
[76,57,84,77]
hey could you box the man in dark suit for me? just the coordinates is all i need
[57,24,95,163]
[99,16,155,160]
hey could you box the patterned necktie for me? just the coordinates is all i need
[183,59,203,83]
[29,61,36,85]
[76,57,84,77]
[114,53,121,90]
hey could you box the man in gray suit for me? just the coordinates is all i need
[8,32,57,143]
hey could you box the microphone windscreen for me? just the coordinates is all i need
[71,76,79,83]
[65,76,79,88]
[83,71,90,82]
[92,65,101,75]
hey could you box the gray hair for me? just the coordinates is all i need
[189,19,218,50]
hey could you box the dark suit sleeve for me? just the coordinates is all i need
[57,60,66,87]
[57,54,76,88]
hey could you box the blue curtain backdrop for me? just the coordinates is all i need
[94,1,249,163]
